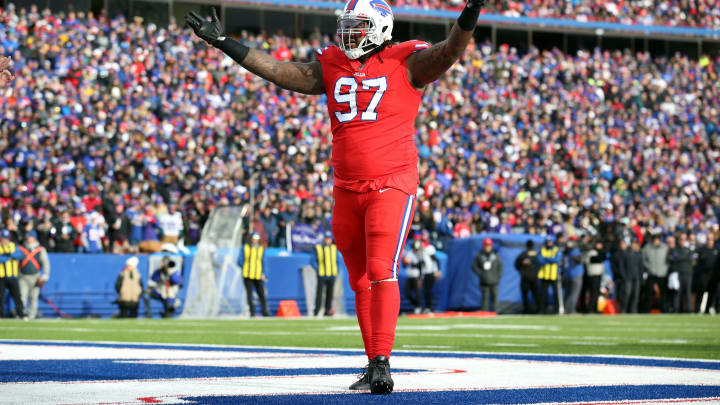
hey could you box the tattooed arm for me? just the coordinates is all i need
[185,9,324,95]
[238,50,324,95]
[406,0,486,88]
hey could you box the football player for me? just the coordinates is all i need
[186,0,485,393]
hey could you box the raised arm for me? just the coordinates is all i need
[406,0,485,88]
[185,9,324,95]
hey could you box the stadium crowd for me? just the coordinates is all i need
[0,3,719,261]
[339,0,720,29]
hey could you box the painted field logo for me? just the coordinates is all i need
[1,340,719,404]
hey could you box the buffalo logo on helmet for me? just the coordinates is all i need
[369,0,393,17]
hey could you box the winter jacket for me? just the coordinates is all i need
[584,248,606,276]
[514,249,538,279]
[642,243,669,278]
[695,245,719,289]
[626,249,644,281]
[472,250,503,286]
[611,248,630,281]
[668,246,693,276]
[564,248,585,279]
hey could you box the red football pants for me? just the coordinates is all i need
[332,186,415,359]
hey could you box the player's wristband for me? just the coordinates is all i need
[457,4,481,31]
[219,37,250,64]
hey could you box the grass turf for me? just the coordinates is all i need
[1,314,718,360]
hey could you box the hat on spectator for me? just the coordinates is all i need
[126,256,139,268]
[26,230,38,240]
[483,238,493,246]
[251,232,261,240]
[0,230,10,239]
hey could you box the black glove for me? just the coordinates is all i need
[466,0,487,9]
[457,0,486,30]
[185,8,225,47]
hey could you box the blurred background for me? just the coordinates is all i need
[0,0,718,320]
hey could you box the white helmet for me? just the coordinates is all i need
[337,0,393,60]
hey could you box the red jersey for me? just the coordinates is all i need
[316,40,430,195]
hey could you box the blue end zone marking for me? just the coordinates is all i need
[180,385,720,404]
[3,340,720,371]
[0,359,422,383]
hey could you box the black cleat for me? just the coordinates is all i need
[348,362,370,390]
[369,355,393,394]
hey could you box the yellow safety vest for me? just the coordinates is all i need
[538,246,559,281]
[242,245,264,280]
[315,244,338,277]
[0,242,18,278]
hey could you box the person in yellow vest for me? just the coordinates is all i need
[241,232,269,317]
[537,235,563,314]
[0,229,26,319]
[313,231,340,317]
[17,230,51,319]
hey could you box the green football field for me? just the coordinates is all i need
[2,314,719,360]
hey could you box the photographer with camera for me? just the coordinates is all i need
[144,256,183,318]
[115,257,143,318]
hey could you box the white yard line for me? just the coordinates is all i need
[0,326,705,345]
[487,343,540,347]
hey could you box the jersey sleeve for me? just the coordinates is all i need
[393,40,432,60]
[315,45,341,66]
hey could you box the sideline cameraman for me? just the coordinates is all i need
[144,257,183,318]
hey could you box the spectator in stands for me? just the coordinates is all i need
[0,56,14,87]
[642,234,669,313]
[562,236,585,314]
[312,231,339,317]
[35,210,54,251]
[537,236,562,314]
[0,3,718,266]
[108,203,132,252]
[472,238,503,313]
[668,234,693,313]
[582,239,606,314]
[623,238,644,314]
[695,234,718,313]
[17,230,50,319]
[81,213,105,253]
[115,256,143,318]
[240,233,269,317]
[260,206,280,247]
[145,256,183,318]
[158,204,184,245]
[514,239,539,314]
[52,210,77,253]
[0,229,26,319]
